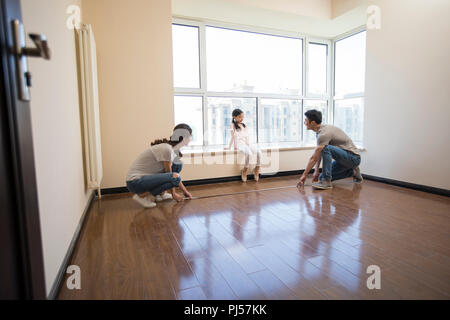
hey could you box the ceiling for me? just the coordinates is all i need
[172,0,371,38]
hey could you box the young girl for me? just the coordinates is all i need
[227,109,262,182]
[125,123,193,208]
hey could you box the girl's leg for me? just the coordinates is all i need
[238,145,251,182]
[244,153,250,169]
[256,149,262,167]
[251,146,262,181]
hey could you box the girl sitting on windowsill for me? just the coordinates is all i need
[225,109,262,182]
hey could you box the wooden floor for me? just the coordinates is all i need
[57,176,450,300]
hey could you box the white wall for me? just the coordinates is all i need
[82,0,176,189]
[363,0,450,189]
[331,0,367,18]
[21,0,93,296]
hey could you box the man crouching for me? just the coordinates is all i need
[297,110,363,190]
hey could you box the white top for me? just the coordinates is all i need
[230,123,249,148]
[126,143,177,181]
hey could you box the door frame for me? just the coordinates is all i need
[0,0,46,299]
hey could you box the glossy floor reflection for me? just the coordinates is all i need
[58,176,450,299]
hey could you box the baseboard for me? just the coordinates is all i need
[98,186,128,195]
[47,190,96,300]
[362,174,450,197]
[100,171,449,198]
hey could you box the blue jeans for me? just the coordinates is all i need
[319,145,361,182]
[126,163,183,196]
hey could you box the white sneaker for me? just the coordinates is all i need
[155,193,173,202]
[132,194,156,208]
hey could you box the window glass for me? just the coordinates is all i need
[259,99,301,143]
[172,25,200,88]
[334,31,366,96]
[308,43,327,95]
[174,96,203,146]
[206,27,302,95]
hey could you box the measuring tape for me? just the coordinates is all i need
[184,184,313,200]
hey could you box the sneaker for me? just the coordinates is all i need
[155,193,173,202]
[132,194,156,208]
[353,166,363,183]
[312,180,333,190]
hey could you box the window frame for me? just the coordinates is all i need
[172,17,361,149]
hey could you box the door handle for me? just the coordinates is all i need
[23,34,51,60]
[11,20,51,101]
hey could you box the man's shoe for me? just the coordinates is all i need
[312,180,333,190]
[353,166,363,184]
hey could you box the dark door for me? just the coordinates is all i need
[0,0,46,299]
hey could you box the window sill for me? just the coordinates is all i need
[181,144,366,156]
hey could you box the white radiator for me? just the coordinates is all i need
[76,24,103,196]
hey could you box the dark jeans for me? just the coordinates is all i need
[126,163,183,196]
[319,145,361,182]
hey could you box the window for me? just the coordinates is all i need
[172,24,200,88]
[307,43,327,95]
[334,31,366,146]
[173,20,368,149]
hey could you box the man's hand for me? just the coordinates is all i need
[183,191,193,200]
[172,192,184,202]
[297,174,307,187]
[312,171,320,183]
